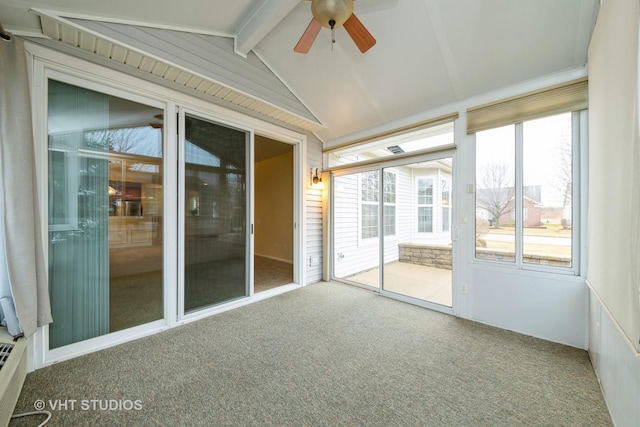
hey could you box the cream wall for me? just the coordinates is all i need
[587,0,640,425]
[587,0,640,354]
[255,151,294,262]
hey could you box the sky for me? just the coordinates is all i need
[475,112,572,207]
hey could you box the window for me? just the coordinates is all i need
[417,178,433,232]
[325,117,456,168]
[360,170,396,239]
[383,171,396,236]
[475,111,580,271]
[361,171,379,239]
[441,178,451,232]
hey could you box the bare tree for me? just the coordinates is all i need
[556,124,573,207]
[548,115,573,228]
[85,127,161,158]
[476,162,514,228]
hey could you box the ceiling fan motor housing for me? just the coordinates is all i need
[311,0,354,29]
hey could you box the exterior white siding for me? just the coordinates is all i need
[305,136,324,284]
[332,164,450,280]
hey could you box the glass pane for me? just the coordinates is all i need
[383,160,453,307]
[184,114,247,312]
[418,207,433,232]
[417,178,433,204]
[333,171,380,288]
[47,80,164,349]
[475,125,516,262]
[361,204,378,239]
[522,113,572,267]
[327,121,454,167]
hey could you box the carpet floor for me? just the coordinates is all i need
[10,282,611,426]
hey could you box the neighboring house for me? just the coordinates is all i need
[476,185,543,227]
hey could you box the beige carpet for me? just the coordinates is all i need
[11,281,611,427]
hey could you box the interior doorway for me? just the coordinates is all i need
[253,135,295,293]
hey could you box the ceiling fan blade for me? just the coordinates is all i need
[343,13,376,53]
[294,18,323,53]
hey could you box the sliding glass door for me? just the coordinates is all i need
[46,83,253,349]
[47,79,164,349]
[40,58,304,365]
[331,155,455,308]
[180,112,250,314]
[333,169,381,288]
[381,158,453,307]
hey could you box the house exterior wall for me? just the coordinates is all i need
[305,134,324,284]
[21,41,324,369]
[494,197,543,227]
[333,165,451,279]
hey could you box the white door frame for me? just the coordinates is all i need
[27,42,307,370]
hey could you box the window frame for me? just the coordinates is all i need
[473,110,585,275]
[382,170,397,237]
[416,177,434,233]
[359,169,397,241]
[359,170,379,240]
[441,177,451,233]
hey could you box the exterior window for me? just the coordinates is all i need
[441,179,451,232]
[360,170,396,239]
[383,171,396,236]
[361,171,379,239]
[417,178,433,232]
[475,112,578,271]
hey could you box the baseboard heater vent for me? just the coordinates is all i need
[0,328,27,426]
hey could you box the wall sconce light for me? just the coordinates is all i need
[310,167,324,189]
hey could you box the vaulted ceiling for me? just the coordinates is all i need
[0,0,600,145]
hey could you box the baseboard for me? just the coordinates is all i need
[254,253,293,264]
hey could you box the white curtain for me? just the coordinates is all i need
[0,36,52,336]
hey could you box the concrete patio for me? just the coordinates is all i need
[345,261,452,307]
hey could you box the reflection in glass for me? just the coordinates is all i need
[47,80,164,349]
[183,114,248,312]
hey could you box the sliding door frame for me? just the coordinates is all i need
[176,106,255,322]
[330,149,458,315]
[28,42,307,370]
[35,65,169,365]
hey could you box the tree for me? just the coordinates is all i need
[556,130,573,228]
[476,162,514,228]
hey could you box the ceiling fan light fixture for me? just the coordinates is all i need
[311,0,354,29]
[294,0,376,54]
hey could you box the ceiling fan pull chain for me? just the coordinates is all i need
[329,18,336,50]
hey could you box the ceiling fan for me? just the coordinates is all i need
[294,0,376,54]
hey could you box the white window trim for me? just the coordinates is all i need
[359,170,379,242]
[472,110,584,276]
[358,169,398,245]
[441,177,451,233]
[382,169,398,238]
[416,176,435,234]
